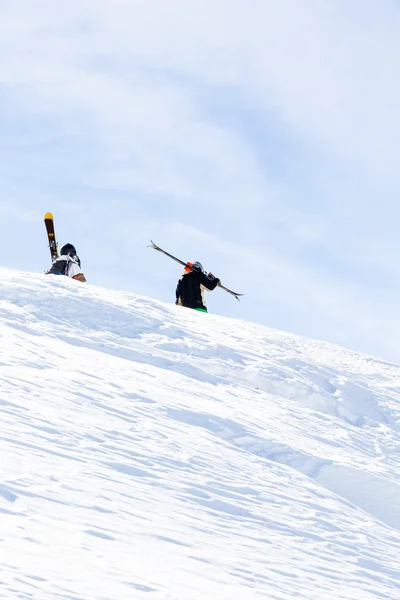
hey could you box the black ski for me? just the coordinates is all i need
[44,212,58,261]
[148,240,243,302]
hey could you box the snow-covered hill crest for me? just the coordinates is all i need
[1,267,399,599]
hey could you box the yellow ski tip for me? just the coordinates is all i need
[44,212,54,220]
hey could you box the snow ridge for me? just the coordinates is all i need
[1,268,399,599]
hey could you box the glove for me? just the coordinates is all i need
[208,273,220,284]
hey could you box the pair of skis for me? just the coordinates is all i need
[148,240,243,302]
[44,212,58,261]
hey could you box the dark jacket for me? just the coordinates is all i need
[176,270,220,311]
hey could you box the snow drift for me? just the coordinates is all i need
[1,267,399,599]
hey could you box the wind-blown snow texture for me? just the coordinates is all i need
[1,268,399,600]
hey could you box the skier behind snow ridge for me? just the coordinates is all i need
[45,243,86,282]
[175,261,220,313]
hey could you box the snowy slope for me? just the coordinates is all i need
[1,267,399,600]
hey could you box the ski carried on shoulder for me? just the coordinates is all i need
[148,240,243,302]
[44,212,58,261]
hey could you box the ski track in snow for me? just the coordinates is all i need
[0,268,399,599]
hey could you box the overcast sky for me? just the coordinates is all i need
[1,0,400,362]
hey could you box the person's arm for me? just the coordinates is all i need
[68,259,86,282]
[199,271,220,291]
[176,279,182,304]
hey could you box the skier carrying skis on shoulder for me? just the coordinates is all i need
[176,261,220,313]
[45,243,86,282]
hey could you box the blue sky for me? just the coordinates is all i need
[1,0,400,362]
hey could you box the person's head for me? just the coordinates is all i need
[60,243,81,267]
[60,243,77,257]
[192,261,204,272]
[184,261,203,273]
